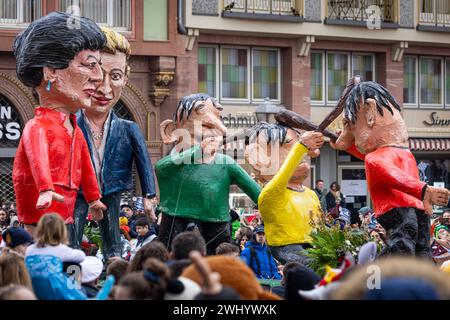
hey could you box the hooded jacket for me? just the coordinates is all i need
[240,240,281,280]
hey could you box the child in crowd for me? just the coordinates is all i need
[80,256,104,298]
[129,241,169,272]
[0,252,33,289]
[2,227,33,256]
[24,213,87,300]
[114,258,170,300]
[130,218,158,260]
[25,213,85,263]
[215,242,240,257]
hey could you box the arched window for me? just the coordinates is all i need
[113,99,134,121]
[0,94,24,204]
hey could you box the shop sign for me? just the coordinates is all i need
[423,112,450,127]
[0,105,21,141]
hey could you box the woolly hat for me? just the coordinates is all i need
[2,227,32,248]
[181,255,281,300]
[81,256,104,283]
[119,216,128,226]
[435,225,449,238]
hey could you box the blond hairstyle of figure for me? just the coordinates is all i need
[100,26,131,75]
[0,252,32,289]
[35,213,68,248]
[332,256,450,300]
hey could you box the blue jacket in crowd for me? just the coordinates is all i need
[240,240,282,280]
[77,111,156,197]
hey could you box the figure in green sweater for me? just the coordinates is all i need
[157,94,261,254]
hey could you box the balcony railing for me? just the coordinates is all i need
[326,0,398,24]
[419,0,450,28]
[222,0,303,18]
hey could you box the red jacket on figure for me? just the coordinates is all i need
[346,145,426,218]
[12,107,101,225]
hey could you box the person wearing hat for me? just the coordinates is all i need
[80,256,104,298]
[431,225,450,264]
[120,201,134,220]
[2,227,33,256]
[240,226,281,280]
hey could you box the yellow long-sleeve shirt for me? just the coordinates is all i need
[258,142,322,247]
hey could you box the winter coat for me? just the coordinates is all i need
[240,240,281,280]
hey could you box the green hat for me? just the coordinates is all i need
[435,225,449,238]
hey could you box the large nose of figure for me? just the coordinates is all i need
[90,62,104,85]
[96,72,112,97]
[204,112,227,136]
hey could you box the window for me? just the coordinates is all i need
[446,58,450,106]
[403,55,450,108]
[312,51,375,104]
[198,45,281,103]
[310,52,324,102]
[59,0,131,31]
[252,49,279,100]
[327,52,349,102]
[0,0,42,26]
[352,54,374,81]
[420,57,443,106]
[198,46,218,98]
[403,56,418,105]
[221,47,249,100]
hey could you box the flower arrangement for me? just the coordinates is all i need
[306,214,370,276]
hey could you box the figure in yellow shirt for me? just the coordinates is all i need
[244,123,324,265]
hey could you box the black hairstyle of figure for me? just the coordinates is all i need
[173,93,222,125]
[13,11,107,88]
[246,122,292,145]
[343,81,401,124]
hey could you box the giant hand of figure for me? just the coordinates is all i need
[89,200,107,221]
[144,197,157,223]
[36,190,65,210]
[299,131,324,151]
[423,186,450,215]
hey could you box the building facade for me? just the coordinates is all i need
[180,0,450,213]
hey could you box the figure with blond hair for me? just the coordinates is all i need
[72,27,156,259]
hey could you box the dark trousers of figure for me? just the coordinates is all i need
[268,244,313,267]
[69,192,122,259]
[159,213,231,256]
[377,207,431,258]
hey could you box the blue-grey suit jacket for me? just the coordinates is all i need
[77,111,156,197]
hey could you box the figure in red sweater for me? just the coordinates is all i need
[332,81,449,257]
[11,12,107,236]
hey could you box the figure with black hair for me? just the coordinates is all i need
[332,81,450,257]
[156,93,261,254]
[244,122,324,265]
[12,12,106,235]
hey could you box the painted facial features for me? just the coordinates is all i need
[51,50,103,111]
[245,128,311,182]
[183,99,227,142]
[90,52,128,114]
